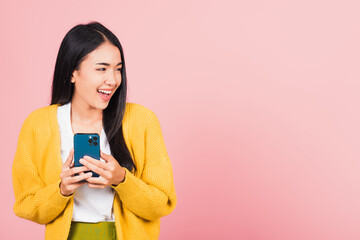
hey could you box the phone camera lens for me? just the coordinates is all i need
[93,142,98,146]
[88,139,93,144]
[93,136,98,141]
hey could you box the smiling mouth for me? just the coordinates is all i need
[97,89,111,95]
[97,89,113,101]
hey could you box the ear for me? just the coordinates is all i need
[71,71,77,83]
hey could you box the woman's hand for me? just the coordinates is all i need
[59,149,92,196]
[80,151,126,188]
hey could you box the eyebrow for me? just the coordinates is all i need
[95,62,122,67]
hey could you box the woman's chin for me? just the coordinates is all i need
[86,101,110,111]
[96,102,110,110]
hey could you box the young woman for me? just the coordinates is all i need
[12,21,177,240]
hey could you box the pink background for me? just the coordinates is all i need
[1,0,360,239]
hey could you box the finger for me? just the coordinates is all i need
[80,159,110,178]
[63,149,74,169]
[82,156,110,171]
[86,176,107,185]
[87,183,107,189]
[72,181,87,188]
[100,151,114,163]
[64,166,90,177]
[68,172,93,184]
[66,181,87,191]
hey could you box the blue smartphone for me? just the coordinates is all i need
[74,133,100,178]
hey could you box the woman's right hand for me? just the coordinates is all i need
[59,149,92,196]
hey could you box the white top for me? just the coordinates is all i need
[57,102,115,222]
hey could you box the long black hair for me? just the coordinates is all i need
[51,21,136,172]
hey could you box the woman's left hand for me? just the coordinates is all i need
[80,150,126,188]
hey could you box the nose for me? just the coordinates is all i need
[104,70,118,86]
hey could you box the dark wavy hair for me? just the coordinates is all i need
[51,21,136,172]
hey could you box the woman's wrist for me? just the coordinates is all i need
[59,181,74,197]
[112,168,126,187]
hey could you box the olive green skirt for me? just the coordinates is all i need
[67,221,117,240]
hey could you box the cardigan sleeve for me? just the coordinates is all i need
[112,110,177,221]
[12,113,71,225]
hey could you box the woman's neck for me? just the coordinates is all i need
[70,100,103,125]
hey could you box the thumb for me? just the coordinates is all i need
[100,150,114,162]
[63,149,74,169]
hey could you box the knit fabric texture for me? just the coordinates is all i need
[12,103,177,240]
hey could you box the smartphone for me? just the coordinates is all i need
[74,133,100,178]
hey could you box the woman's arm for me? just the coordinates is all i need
[12,114,71,225]
[112,110,177,221]
[79,109,177,221]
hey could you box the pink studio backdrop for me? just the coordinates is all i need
[1,0,360,239]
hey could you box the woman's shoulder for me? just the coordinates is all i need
[25,104,58,120]
[124,102,159,126]
[125,102,157,118]
[21,104,59,128]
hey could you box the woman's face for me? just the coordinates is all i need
[71,41,122,110]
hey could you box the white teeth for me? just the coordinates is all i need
[98,90,111,95]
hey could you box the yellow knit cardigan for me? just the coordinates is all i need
[12,103,177,240]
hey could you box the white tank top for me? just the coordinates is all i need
[57,102,115,222]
